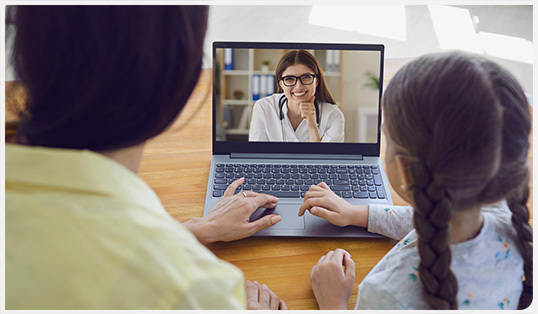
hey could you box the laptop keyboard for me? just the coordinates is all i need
[212,163,386,199]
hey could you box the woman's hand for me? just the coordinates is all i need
[245,280,289,310]
[298,182,368,227]
[298,96,317,127]
[184,178,281,244]
[298,96,322,142]
[310,249,355,310]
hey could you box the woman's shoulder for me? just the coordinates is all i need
[319,101,344,118]
[252,94,284,117]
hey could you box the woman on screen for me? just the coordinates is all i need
[249,50,345,142]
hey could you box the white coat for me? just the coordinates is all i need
[249,93,345,142]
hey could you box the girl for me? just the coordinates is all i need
[300,51,532,310]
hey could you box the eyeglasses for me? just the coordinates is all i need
[280,74,316,87]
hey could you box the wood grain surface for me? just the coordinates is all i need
[5,62,532,309]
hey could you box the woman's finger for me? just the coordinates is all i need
[223,177,245,197]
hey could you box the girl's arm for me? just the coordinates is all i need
[299,182,414,240]
[367,204,414,240]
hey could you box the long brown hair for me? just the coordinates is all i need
[383,51,532,309]
[275,50,336,104]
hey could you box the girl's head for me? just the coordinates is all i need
[383,51,532,309]
[275,50,335,105]
[9,6,208,151]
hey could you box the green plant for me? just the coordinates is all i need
[363,71,380,90]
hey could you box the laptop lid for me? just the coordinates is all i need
[212,41,385,156]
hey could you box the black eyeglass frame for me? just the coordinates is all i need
[280,74,317,87]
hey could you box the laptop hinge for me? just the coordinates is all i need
[230,153,363,160]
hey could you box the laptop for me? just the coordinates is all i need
[203,41,392,237]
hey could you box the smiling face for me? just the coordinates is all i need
[279,63,318,108]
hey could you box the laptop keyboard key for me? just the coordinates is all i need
[354,191,368,198]
[334,180,350,185]
[376,186,386,199]
[373,174,382,186]
[251,191,301,198]
[331,186,351,191]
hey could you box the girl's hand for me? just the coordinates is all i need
[298,182,368,227]
[310,249,356,310]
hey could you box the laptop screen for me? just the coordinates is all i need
[213,42,384,156]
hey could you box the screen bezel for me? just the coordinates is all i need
[212,41,384,156]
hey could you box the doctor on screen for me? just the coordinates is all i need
[249,50,345,142]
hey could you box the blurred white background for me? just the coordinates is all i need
[5,4,533,96]
[203,4,533,96]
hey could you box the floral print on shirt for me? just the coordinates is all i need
[397,237,411,248]
[383,207,394,215]
[462,292,474,307]
[498,297,510,309]
[494,236,511,265]
[408,266,419,283]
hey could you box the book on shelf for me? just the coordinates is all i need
[224,48,234,70]
[252,75,275,100]
[260,75,267,98]
[266,75,275,96]
[252,74,260,101]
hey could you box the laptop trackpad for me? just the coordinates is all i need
[249,203,305,230]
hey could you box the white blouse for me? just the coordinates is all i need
[249,93,345,142]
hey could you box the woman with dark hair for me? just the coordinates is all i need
[5,6,286,310]
[299,51,532,309]
[249,50,345,142]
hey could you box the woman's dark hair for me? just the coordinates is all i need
[8,5,208,151]
[275,50,336,104]
[383,51,532,309]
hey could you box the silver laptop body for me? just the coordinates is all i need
[204,42,392,238]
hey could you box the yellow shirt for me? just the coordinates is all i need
[5,144,245,310]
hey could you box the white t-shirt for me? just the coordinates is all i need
[249,93,345,142]
[356,202,524,310]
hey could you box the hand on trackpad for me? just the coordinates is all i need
[249,203,306,230]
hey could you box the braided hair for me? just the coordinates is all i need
[382,51,532,309]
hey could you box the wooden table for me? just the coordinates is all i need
[136,69,405,310]
[5,63,532,310]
